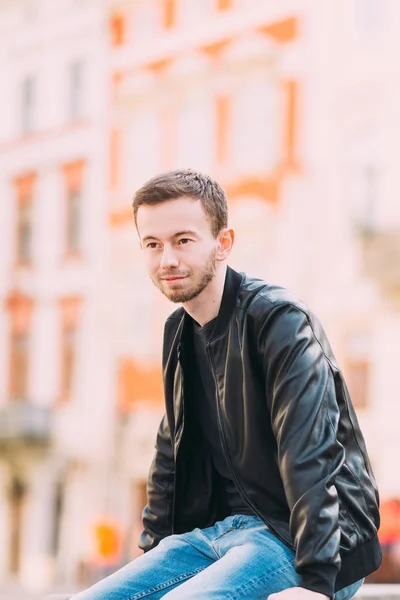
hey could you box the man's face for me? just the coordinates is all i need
[137,197,220,303]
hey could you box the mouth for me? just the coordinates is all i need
[160,275,187,283]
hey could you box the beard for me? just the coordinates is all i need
[153,249,217,303]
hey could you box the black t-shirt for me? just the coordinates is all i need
[187,314,254,516]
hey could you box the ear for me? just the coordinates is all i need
[216,227,234,262]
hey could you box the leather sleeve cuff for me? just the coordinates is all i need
[298,564,338,598]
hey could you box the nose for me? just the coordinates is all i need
[160,245,179,269]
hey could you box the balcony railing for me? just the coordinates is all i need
[0,402,52,448]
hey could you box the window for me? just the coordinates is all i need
[14,173,36,265]
[59,297,81,402]
[124,110,160,191]
[175,89,213,173]
[131,1,160,44]
[8,478,26,575]
[283,80,298,170]
[231,76,281,175]
[67,188,81,254]
[343,127,381,233]
[6,293,33,401]
[61,161,85,256]
[344,332,372,410]
[61,328,76,399]
[355,0,385,32]
[110,12,126,46]
[21,75,36,134]
[109,128,120,190]
[129,480,148,558]
[137,480,147,513]
[69,60,84,119]
[10,333,29,400]
[217,0,231,11]
[177,0,214,27]
[346,359,370,409]
[160,108,176,170]
[117,358,163,411]
[162,0,176,29]
[215,95,230,165]
[50,479,64,557]
[17,200,33,263]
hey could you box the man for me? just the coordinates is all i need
[72,169,381,600]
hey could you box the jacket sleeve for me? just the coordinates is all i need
[260,303,345,598]
[138,413,175,553]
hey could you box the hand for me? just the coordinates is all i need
[269,587,329,600]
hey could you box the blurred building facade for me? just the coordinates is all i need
[1,0,400,595]
[0,0,113,594]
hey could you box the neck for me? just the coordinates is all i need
[183,263,227,327]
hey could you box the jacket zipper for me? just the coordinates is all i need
[172,342,184,533]
[206,345,294,550]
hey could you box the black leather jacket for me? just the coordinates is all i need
[139,267,381,597]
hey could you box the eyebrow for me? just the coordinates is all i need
[142,230,198,243]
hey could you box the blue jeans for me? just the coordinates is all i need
[71,515,364,600]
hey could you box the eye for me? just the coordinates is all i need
[178,238,192,245]
[146,242,160,249]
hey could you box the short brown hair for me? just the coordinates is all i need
[132,169,228,237]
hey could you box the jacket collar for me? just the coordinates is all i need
[182,266,243,342]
